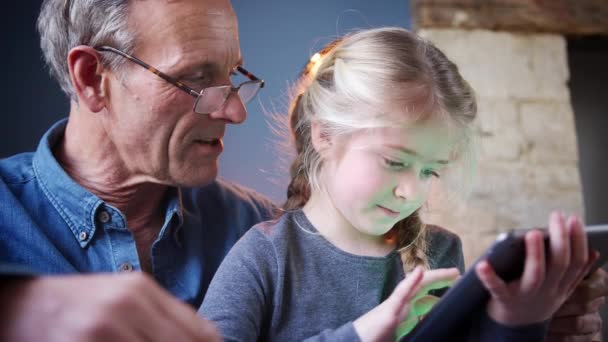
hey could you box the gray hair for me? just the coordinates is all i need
[37,0,135,100]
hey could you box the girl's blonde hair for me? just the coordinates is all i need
[283,27,477,272]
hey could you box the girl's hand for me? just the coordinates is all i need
[476,212,598,326]
[395,273,458,339]
[353,267,460,342]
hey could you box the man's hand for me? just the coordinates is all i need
[0,273,220,342]
[546,268,608,342]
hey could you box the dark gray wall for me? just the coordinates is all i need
[0,0,69,157]
[568,36,608,341]
[568,36,608,226]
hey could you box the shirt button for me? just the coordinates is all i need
[98,210,111,223]
[78,231,88,241]
[119,263,134,272]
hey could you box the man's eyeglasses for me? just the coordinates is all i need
[95,46,265,114]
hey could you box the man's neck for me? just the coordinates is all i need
[302,190,394,257]
[56,111,169,226]
[56,108,169,272]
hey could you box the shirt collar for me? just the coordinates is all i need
[33,119,105,248]
[32,119,185,248]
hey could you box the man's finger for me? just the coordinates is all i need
[564,251,599,298]
[548,312,602,335]
[545,333,600,342]
[554,296,605,317]
[561,267,608,311]
[129,274,221,342]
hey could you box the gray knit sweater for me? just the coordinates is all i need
[199,210,545,341]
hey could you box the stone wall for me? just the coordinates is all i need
[418,29,584,266]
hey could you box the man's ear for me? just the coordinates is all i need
[310,121,332,155]
[67,46,107,113]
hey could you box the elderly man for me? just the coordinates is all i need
[1,0,274,340]
[0,0,606,341]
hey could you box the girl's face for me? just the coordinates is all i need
[322,120,454,237]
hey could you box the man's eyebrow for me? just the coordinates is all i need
[182,58,243,77]
[384,144,449,165]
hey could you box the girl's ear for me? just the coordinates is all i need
[310,121,332,155]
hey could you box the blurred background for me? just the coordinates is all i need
[3,0,606,257]
[3,0,608,259]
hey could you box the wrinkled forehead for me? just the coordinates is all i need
[129,0,240,70]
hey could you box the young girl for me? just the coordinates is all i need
[199,27,592,341]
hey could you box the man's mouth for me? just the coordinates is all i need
[195,138,221,146]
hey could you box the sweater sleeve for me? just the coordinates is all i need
[199,225,363,342]
[302,322,361,342]
[471,309,548,342]
[199,228,277,342]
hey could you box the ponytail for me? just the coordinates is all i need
[283,94,313,210]
[388,211,429,273]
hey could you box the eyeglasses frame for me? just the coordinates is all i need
[94,45,265,112]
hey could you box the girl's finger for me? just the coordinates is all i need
[414,268,460,301]
[559,215,589,292]
[519,230,546,294]
[545,211,570,286]
[412,295,440,317]
[476,261,511,302]
[396,312,420,339]
[391,266,424,316]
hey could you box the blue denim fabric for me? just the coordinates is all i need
[0,119,276,307]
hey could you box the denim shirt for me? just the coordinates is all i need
[0,119,276,307]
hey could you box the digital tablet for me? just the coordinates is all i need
[401,224,608,342]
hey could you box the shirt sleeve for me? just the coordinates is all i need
[0,263,36,278]
[199,228,277,342]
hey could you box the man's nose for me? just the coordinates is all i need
[208,92,247,124]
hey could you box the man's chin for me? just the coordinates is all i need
[171,164,218,188]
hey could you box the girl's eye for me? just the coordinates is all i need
[421,168,440,179]
[383,158,407,169]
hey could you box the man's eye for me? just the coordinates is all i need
[182,76,206,85]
